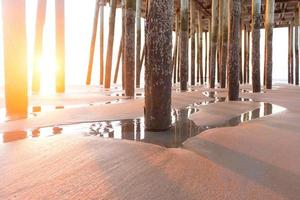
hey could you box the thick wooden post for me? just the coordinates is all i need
[197,11,203,84]
[295,9,299,85]
[264,0,274,89]
[145,0,173,131]
[252,0,261,92]
[99,0,105,85]
[209,0,218,88]
[218,0,223,85]
[124,0,136,96]
[289,24,294,84]
[2,0,28,117]
[104,0,117,89]
[113,36,123,83]
[173,13,179,84]
[220,0,228,88]
[121,0,126,89]
[239,23,243,84]
[190,0,196,86]
[32,0,47,93]
[55,0,65,93]
[227,0,241,100]
[136,0,142,88]
[180,0,189,91]
[86,0,100,85]
[244,28,250,84]
[205,31,208,83]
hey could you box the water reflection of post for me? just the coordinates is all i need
[251,108,260,119]
[264,103,273,115]
[135,119,141,141]
[121,121,135,141]
[3,131,27,143]
[2,0,28,118]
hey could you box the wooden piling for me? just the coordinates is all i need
[218,0,223,85]
[2,0,28,117]
[136,0,142,88]
[104,0,117,89]
[113,36,123,83]
[295,9,299,85]
[190,0,196,86]
[197,11,203,84]
[145,0,173,131]
[227,0,241,100]
[32,0,47,93]
[252,0,261,92]
[173,13,179,84]
[289,24,294,84]
[179,0,189,91]
[124,0,136,96]
[55,0,65,93]
[99,0,105,85]
[86,0,100,85]
[209,0,219,88]
[264,0,275,89]
[205,31,208,83]
[220,0,228,88]
[244,28,250,84]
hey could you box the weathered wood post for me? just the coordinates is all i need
[180,0,189,91]
[252,0,261,92]
[173,13,179,84]
[124,0,136,96]
[32,0,47,93]
[104,0,117,89]
[264,0,275,89]
[86,0,100,85]
[289,24,294,84]
[136,0,142,88]
[218,0,223,85]
[145,0,173,131]
[205,31,208,83]
[197,11,203,84]
[2,0,28,117]
[113,36,123,83]
[99,0,105,85]
[227,0,241,100]
[209,0,218,88]
[295,9,299,85]
[121,0,126,89]
[55,0,65,93]
[220,0,228,88]
[190,0,196,86]
[244,27,250,84]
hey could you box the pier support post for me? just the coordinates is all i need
[252,0,261,92]
[209,0,218,88]
[264,0,274,89]
[136,0,142,88]
[227,0,241,100]
[295,9,299,85]
[205,31,208,83]
[244,28,250,84]
[124,0,136,96]
[180,0,189,91]
[190,0,196,86]
[99,0,105,85]
[104,0,117,89]
[32,0,47,93]
[173,13,179,84]
[145,0,173,131]
[2,0,28,117]
[220,0,228,88]
[289,25,294,84]
[55,0,65,93]
[197,11,203,84]
[86,0,100,85]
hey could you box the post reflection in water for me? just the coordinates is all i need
[0,93,286,147]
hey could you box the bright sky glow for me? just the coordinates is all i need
[0,1,293,95]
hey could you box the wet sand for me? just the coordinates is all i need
[0,83,299,199]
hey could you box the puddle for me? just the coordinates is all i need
[0,92,286,147]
